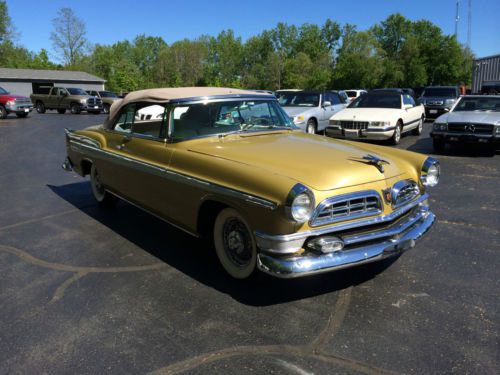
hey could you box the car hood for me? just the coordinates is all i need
[187,132,405,191]
[437,111,500,124]
[331,107,400,121]
[282,106,317,117]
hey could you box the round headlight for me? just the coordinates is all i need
[421,157,440,187]
[291,193,314,222]
[286,184,315,223]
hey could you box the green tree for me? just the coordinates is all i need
[332,29,384,89]
[50,8,89,66]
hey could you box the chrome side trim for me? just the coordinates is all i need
[310,190,382,227]
[255,193,429,243]
[66,133,277,210]
[257,212,435,278]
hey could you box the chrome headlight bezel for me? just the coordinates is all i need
[369,121,391,127]
[285,183,315,223]
[420,157,440,187]
[433,122,448,131]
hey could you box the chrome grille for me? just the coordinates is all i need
[311,191,382,227]
[87,97,103,106]
[447,122,493,134]
[392,180,420,208]
[340,120,369,130]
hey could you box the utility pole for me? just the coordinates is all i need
[455,0,460,39]
[467,0,472,49]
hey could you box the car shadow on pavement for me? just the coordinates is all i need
[407,137,498,157]
[48,181,397,306]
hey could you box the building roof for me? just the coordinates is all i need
[474,53,500,61]
[105,87,273,128]
[0,68,105,83]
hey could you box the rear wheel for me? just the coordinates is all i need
[412,116,424,135]
[70,103,81,114]
[306,119,317,134]
[90,164,117,206]
[36,102,46,114]
[57,108,66,114]
[432,138,445,153]
[0,105,7,119]
[390,121,402,145]
[213,208,257,279]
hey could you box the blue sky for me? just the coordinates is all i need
[7,0,500,60]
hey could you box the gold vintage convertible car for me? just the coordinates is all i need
[63,87,439,279]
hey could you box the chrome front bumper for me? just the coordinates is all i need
[255,197,435,278]
[325,127,395,141]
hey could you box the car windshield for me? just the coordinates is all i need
[276,92,320,107]
[99,91,118,98]
[453,97,500,112]
[170,99,294,140]
[423,88,456,97]
[348,94,401,109]
[0,87,9,95]
[67,88,88,95]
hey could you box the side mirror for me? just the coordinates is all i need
[323,101,332,107]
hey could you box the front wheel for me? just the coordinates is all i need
[70,104,81,114]
[412,116,424,135]
[213,208,257,279]
[306,119,317,134]
[390,122,402,145]
[103,104,111,114]
[90,164,117,206]
[0,105,7,119]
[36,102,46,114]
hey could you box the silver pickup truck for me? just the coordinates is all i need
[30,87,103,114]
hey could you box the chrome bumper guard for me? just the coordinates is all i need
[62,157,73,172]
[255,196,435,278]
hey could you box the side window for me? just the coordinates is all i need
[114,104,135,134]
[403,95,413,106]
[331,93,341,105]
[133,104,167,138]
[57,88,65,96]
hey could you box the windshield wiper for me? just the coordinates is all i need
[219,125,290,138]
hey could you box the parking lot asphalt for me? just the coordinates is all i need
[0,112,498,375]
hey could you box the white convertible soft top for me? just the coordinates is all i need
[104,87,272,128]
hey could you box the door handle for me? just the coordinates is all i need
[116,135,131,150]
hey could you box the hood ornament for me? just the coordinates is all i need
[349,154,390,173]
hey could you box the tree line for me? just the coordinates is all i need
[0,2,474,94]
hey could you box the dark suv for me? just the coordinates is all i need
[419,86,460,118]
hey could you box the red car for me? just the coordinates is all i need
[0,86,34,119]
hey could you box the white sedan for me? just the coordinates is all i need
[326,91,425,145]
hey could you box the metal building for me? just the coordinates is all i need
[472,54,500,93]
[0,68,106,97]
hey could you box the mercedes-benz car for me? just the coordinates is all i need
[63,87,438,279]
[430,95,500,152]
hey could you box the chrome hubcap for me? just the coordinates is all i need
[223,218,252,267]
